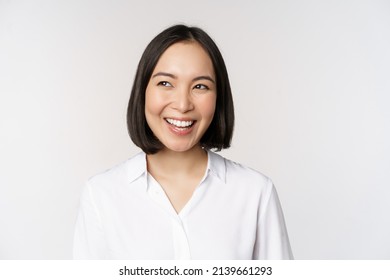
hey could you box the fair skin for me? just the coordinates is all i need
[145,41,217,214]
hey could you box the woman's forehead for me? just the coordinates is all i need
[152,41,215,79]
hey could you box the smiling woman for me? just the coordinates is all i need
[73,25,293,260]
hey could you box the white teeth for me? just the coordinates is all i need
[166,118,194,128]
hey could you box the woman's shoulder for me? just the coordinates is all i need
[87,152,146,189]
[209,151,272,188]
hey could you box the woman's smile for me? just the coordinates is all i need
[164,117,197,136]
[165,118,195,129]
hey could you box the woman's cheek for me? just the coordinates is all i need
[201,94,217,119]
[145,89,166,115]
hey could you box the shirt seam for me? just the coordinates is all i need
[86,181,104,227]
[259,178,274,222]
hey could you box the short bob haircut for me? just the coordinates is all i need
[127,24,234,154]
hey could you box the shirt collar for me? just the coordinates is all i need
[125,150,227,186]
[207,150,226,183]
[125,151,147,184]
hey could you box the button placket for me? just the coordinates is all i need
[171,217,191,259]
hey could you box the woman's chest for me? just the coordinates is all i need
[100,195,258,259]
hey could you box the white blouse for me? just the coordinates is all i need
[73,151,293,259]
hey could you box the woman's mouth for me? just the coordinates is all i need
[165,118,196,131]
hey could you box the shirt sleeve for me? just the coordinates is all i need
[73,182,107,259]
[253,179,294,259]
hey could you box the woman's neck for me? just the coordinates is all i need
[146,146,208,178]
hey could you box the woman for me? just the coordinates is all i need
[73,25,293,259]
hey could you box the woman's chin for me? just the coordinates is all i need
[161,143,201,154]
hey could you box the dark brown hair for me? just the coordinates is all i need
[127,24,234,154]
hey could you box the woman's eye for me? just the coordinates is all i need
[194,84,209,90]
[158,81,172,87]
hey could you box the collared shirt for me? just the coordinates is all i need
[73,151,293,259]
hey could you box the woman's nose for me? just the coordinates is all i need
[172,88,194,113]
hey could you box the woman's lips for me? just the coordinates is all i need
[164,118,196,135]
[165,118,194,128]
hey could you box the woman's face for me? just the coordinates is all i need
[145,41,216,153]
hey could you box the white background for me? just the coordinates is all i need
[1,0,389,259]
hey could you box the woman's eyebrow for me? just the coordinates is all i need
[192,76,215,84]
[152,72,177,79]
[152,72,215,84]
